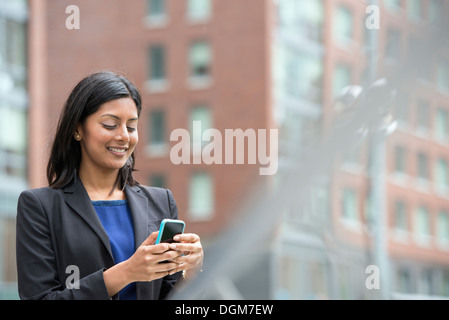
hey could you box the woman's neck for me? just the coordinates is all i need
[78,165,125,201]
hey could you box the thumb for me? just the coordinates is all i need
[140,231,159,246]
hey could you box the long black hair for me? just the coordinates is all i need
[47,71,142,190]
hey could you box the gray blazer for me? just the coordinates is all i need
[16,176,182,300]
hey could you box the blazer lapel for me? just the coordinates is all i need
[63,177,152,301]
[63,177,114,260]
[125,185,149,249]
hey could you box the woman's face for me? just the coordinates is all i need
[76,97,139,174]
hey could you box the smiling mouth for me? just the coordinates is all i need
[107,147,128,155]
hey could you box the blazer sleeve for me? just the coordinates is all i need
[16,189,111,300]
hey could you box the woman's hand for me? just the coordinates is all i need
[168,233,204,280]
[124,231,183,282]
[103,231,182,297]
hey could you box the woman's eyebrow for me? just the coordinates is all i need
[100,114,139,121]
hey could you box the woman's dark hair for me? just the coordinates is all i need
[47,71,142,190]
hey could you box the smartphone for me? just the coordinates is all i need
[155,219,185,244]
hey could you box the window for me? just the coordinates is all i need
[435,158,449,194]
[334,6,353,46]
[149,110,166,146]
[146,0,167,26]
[415,205,431,236]
[437,210,449,241]
[147,109,167,156]
[435,108,449,141]
[342,188,358,220]
[394,145,407,174]
[278,256,303,299]
[419,269,435,295]
[2,218,17,285]
[301,0,324,42]
[385,28,401,62]
[0,16,27,90]
[416,100,430,133]
[148,45,166,81]
[384,0,401,12]
[442,272,449,296]
[190,105,212,152]
[147,45,168,92]
[189,172,214,220]
[0,106,27,178]
[283,48,323,104]
[333,64,352,97]
[0,107,26,155]
[278,0,324,42]
[187,0,212,22]
[394,200,408,231]
[407,0,423,20]
[278,0,296,28]
[150,174,166,188]
[437,58,449,93]
[147,0,165,16]
[188,41,212,88]
[397,267,412,293]
[417,152,429,181]
[395,91,410,126]
[4,18,27,69]
[408,36,431,81]
[429,0,443,24]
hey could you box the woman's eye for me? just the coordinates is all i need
[102,123,136,132]
[102,124,116,130]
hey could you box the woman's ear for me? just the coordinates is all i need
[74,124,82,141]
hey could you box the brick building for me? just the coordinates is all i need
[28,0,274,240]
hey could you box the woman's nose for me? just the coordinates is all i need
[116,125,130,142]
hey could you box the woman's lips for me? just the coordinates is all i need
[107,147,128,156]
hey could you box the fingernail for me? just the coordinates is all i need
[174,236,180,241]
[169,244,177,249]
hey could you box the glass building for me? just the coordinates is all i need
[0,0,28,299]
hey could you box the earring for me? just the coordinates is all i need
[75,134,81,141]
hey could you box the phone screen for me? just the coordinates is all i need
[158,220,185,244]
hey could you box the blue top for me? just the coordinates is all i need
[92,199,136,300]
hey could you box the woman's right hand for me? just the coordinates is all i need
[124,231,181,282]
[103,231,181,297]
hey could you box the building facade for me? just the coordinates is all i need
[2,0,448,299]
[27,0,274,241]
[0,0,28,299]
[271,0,449,299]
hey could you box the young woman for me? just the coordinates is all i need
[16,71,203,300]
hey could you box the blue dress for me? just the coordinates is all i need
[92,199,136,300]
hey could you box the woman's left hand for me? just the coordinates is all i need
[168,233,203,280]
